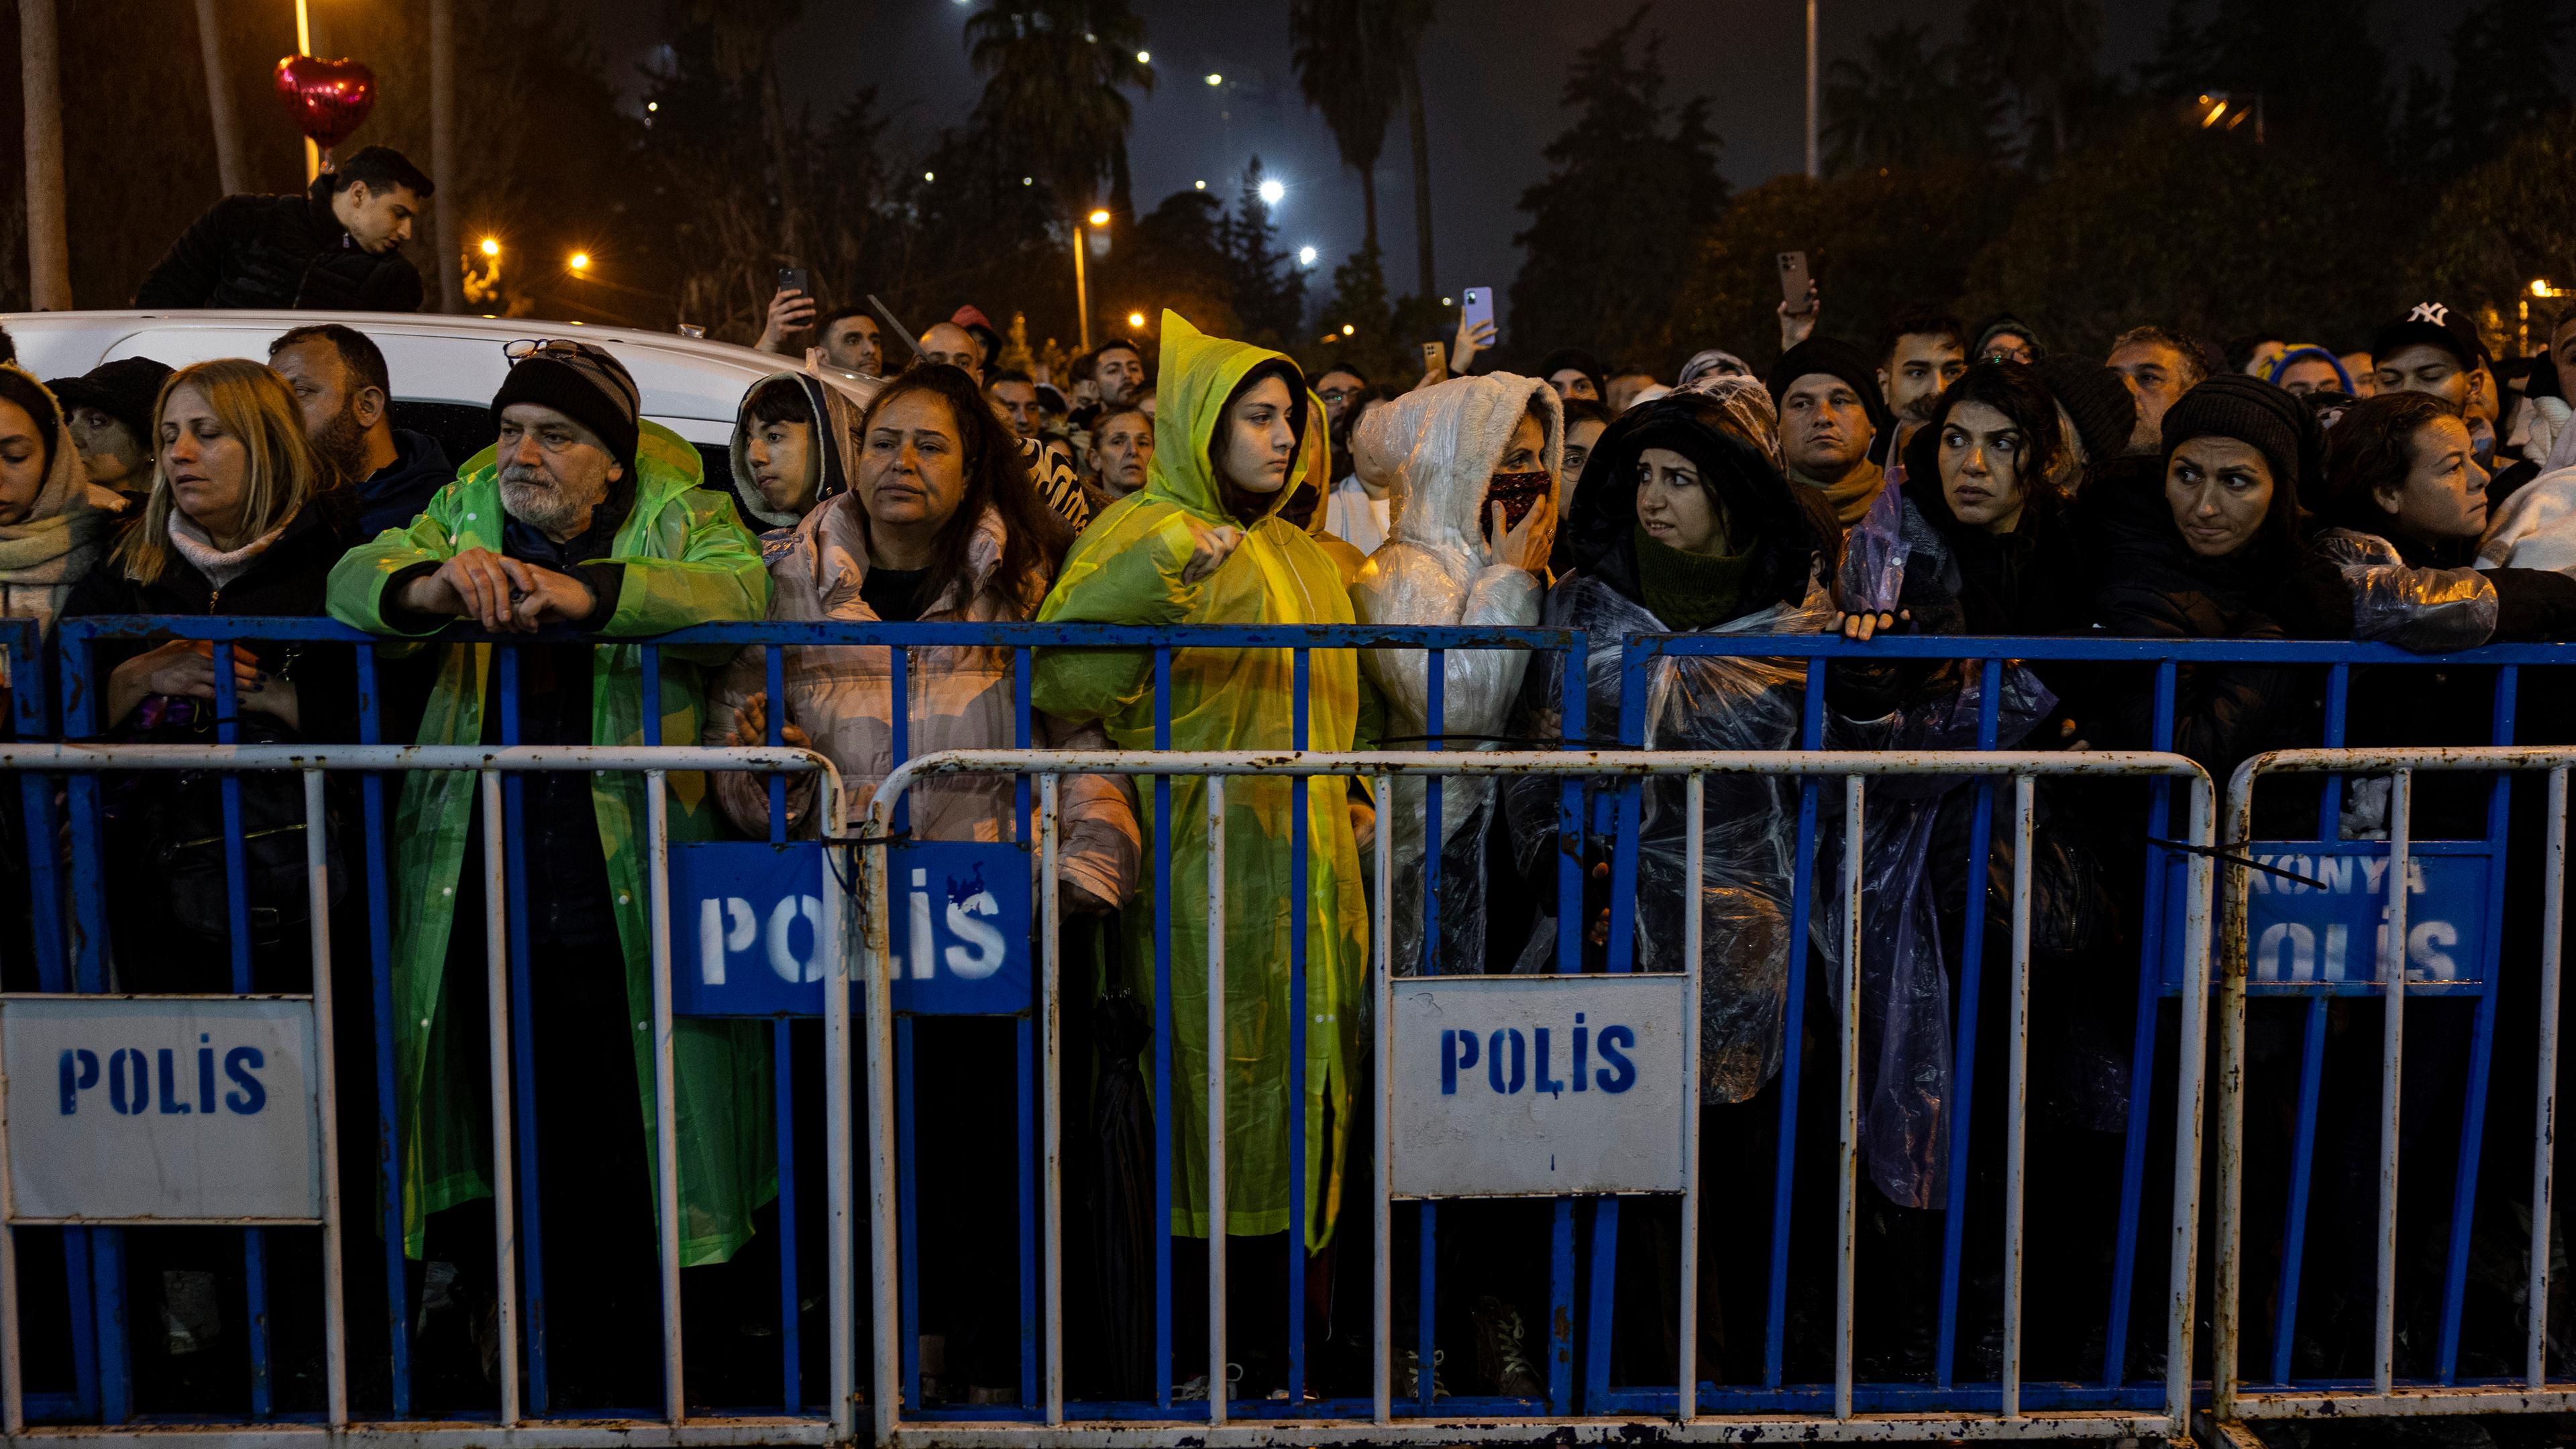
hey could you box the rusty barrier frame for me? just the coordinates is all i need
[2214,746,2576,1427]
[0,741,858,1449]
[862,746,2216,1447]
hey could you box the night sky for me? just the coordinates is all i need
[584,0,2500,331]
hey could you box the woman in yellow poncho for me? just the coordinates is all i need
[1033,314,1368,1275]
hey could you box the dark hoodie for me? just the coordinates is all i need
[354,427,453,539]
[2080,443,2312,784]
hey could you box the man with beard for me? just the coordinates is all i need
[1768,336,1891,529]
[269,324,452,537]
[1872,309,1968,488]
[328,339,771,1407]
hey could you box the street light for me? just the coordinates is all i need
[1205,73,1223,86]
[1258,178,1285,207]
[568,252,590,272]
[1136,50,1150,63]
[479,237,500,258]
[1297,245,1318,266]
[1128,311,1147,330]
[1341,324,1355,336]
[1089,209,1111,227]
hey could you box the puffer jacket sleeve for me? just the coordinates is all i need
[702,645,818,838]
[600,489,773,664]
[1037,710,1140,906]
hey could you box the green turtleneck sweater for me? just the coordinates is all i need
[1631,525,1755,631]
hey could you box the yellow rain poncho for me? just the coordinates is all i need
[1032,313,1368,1247]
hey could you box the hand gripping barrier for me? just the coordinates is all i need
[0,741,856,1448]
[861,745,2217,1446]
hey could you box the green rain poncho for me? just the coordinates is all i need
[1033,313,1368,1248]
[326,420,777,1265]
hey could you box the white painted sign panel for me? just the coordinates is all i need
[1,996,323,1223]
[1389,974,1688,1198]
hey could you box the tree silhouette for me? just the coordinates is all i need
[964,0,1153,215]
[1962,0,2103,168]
[1509,5,1727,368]
[1821,23,1998,176]
[1289,0,1401,255]
[1223,157,1308,347]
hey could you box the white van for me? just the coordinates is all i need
[0,309,781,484]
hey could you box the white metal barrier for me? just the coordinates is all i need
[2215,747,2576,1426]
[0,742,858,1448]
[861,747,2218,1446]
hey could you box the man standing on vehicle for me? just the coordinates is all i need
[136,146,433,313]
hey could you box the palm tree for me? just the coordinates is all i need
[1386,0,1438,299]
[964,0,1155,215]
[683,0,814,266]
[19,0,71,309]
[1289,0,1399,254]
[1963,0,2103,165]
[1821,23,1998,174]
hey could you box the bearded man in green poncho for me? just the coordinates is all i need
[1034,313,1374,1389]
[328,341,774,1407]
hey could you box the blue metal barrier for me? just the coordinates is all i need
[17,616,2576,1436]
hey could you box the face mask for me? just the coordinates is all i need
[1482,469,1552,540]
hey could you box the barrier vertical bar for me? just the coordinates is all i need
[1423,651,1443,980]
[1205,775,1228,1427]
[646,771,687,1422]
[1835,774,1864,1422]
[355,643,411,1415]
[2374,769,2412,1398]
[2532,767,2567,1390]
[2271,661,2354,1384]
[0,1107,17,1437]
[1766,659,1829,1389]
[1040,773,1065,1426]
[1678,773,1704,1424]
[480,770,523,1427]
[209,644,270,1420]
[1016,654,1040,1415]
[1153,647,1174,1413]
[2174,773,2215,1413]
[62,629,109,1424]
[896,1020,921,1409]
[863,802,900,1446]
[763,644,801,1412]
[1935,657,2004,1389]
[819,767,855,1444]
[1373,769,1395,1429]
[2002,775,2033,1420]
[1548,633,1584,1416]
[2438,667,2519,1382]
[496,647,550,1413]
[1288,647,1310,1407]
[305,769,350,1427]
[2105,658,2178,1387]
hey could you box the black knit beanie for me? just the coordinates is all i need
[2034,354,2138,462]
[2160,372,2319,498]
[492,341,642,476]
[1766,337,1891,436]
[46,357,172,453]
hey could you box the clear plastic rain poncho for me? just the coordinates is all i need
[1501,382,1841,1104]
[2311,527,2500,652]
[1348,373,1562,978]
[1821,484,2054,1208]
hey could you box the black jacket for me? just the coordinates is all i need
[61,487,368,743]
[133,177,425,313]
[2080,453,2317,787]
[355,429,453,539]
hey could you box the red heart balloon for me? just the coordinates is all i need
[272,54,376,152]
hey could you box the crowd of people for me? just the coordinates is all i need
[8,140,2576,1413]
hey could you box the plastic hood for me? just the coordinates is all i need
[1352,372,1561,568]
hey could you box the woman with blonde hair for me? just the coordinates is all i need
[63,357,368,986]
